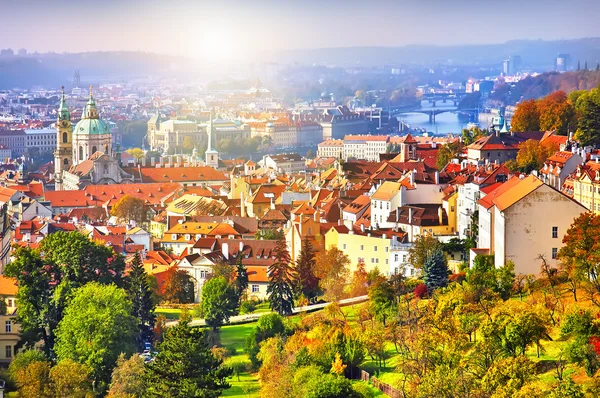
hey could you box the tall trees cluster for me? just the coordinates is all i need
[511,91,576,135]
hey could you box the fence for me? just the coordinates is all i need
[360,370,403,398]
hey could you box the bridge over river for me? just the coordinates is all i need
[392,100,478,124]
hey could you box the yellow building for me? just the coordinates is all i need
[571,161,600,213]
[0,276,19,365]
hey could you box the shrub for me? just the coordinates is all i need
[240,300,257,314]
[414,283,428,299]
[449,272,466,283]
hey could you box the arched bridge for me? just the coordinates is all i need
[393,107,479,123]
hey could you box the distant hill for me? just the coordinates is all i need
[270,38,600,68]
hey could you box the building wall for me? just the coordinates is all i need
[457,183,481,238]
[497,185,585,274]
[478,205,493,250]
[0,314,18,365]
[371,191,403,228]
[325,229,391,274]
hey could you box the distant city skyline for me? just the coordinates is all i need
[1,0,600,60]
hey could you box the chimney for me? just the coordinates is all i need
[222,242,229,260]
[151,157,156,167]
[434,171,439,185]
[396,207,400,223]
[360,224,365,233]
[270,197,275,210]
[409,172,414,185]
[159,156,165,167]
[408,207,413,224]
[314,210,319,222]
[176,155,182,167]
[382,233,387,239]
[438,206,443,225]
[167,156,172,168]
[300,213,304,224]
[239,240,244,253]
[338,219,342,226]
[240,192,246,218]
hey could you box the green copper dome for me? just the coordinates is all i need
[58,86,70,121]
[74,86,110,135]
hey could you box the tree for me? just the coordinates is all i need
[234,255,249,303]
[110,195,148,226]
[537,91,575,135]
[315,246,351,302]
[4,231,125,356]
[515,139,559,173]
[144,318,231,397]
[512,99,541,132]
[126,148,145,163]
[182,136,196,153]
[108,353,145,398]
[558,213,600,305]
[200,276,238,330]
[50,359,94,398]
[54,282,137,394]
[245,313,288,369]
[573,89,600,146]
[267,238,295,315]
[436,141,462,170]
[294,236,320,300]
[162,268,195,304]
[12,359,51,397]
[349,259,368,297]
[408,233,443,270]
[126,252,156,350]
[422,247,449,291]
[368,273,395,325]
[255,228,284,240]
[306,149,315,159]
[461,127,488,146]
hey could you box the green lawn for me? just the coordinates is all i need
[220,322,261,397]
[155,307,184,320]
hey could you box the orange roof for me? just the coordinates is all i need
[84,183,182,206]
[344,135,389,142]
[477,177,522,210]
[494,175,544,211]
[0,186,18,203]
[124,166,227,184]
[247,184,286,204]
[371,181,402,201]
[45,190,96,208]
[0,275,18,296]
[246,266,269,283]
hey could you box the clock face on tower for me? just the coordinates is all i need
[62,121,69,127]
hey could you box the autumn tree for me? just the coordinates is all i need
[126,148,145,163]
[108,353,145,398]
[422,246,449,291]
[561,309,600,376]
[558,213,600,305]
[408,233,443,270]
[515,138,559,173]
[461,127,488,146]
[3,231,125,356]
[126,252,156,350]
[537,91,576,135]
[182,136,196,153]
[348,259,368,297]
[436,140,463,170]
[144,317,232,397]
[267,238,295,315]
[50,359,94,397]
[315,246,351,302]
[54,283,137,394]
[294,236,320,300]
[162,268,196,304]
[110,195,148,226]
[511,99,540,132]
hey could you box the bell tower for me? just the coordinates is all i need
[54,86,73,191]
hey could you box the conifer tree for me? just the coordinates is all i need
[422,247,449,291]
[293,236,320,300]
[126,251,156,350]
[267,238,295,315]
[144,316,231,397]
[234,254,249,303]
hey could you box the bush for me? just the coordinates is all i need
[449,272,466,283]
[352,381,376,398]
[414,283,428,299]
[240,300,257,314]
[226,346,237,356]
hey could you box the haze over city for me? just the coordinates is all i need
[1,0,600,58]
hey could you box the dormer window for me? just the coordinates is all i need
[184,234,191,241]
[171,234,177,241]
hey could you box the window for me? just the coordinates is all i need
[63,158,69,166]
[360,245,364,251]
[371,258,374,263]
[374,246,378,252]
[552,226,558,239]
[62,132,68,143]
[79,146,83,160]
[103,164,108,174]
[342,244,346,250]
[6,298,13,307]
[252,285,259,293]
[385,247,388,252]
[5,345,11,359]
[394,254,398,261]
[5,321,11,333]
[552,248,558,259]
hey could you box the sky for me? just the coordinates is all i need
[1,0,600,59]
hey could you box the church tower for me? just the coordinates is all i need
[205,110,219,169]
[54,87,72,191]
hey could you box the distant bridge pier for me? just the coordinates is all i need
[453,99,458,106]
[442,98,447,103]
[429,111,436,124]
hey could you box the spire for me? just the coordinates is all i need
[58,86,70,121]
[500,117,509,133]
[207,109,214,151]
[83,85,98,119]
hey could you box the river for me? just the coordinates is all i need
[394,100,479,136]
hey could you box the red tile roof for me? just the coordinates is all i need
[124,166,227,184]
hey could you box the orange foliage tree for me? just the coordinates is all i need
[515,139,559,173]
[511,99,540,132]
[537,91,576,135]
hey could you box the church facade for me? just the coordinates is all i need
[54,87,134,191]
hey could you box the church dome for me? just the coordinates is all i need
[74,118,110,135]
[74,86,110,135]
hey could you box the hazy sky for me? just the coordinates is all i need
[2,0,600,58]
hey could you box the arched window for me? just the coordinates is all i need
[79,146,83,161]
[105,145,109,154]
[91,146,97,154]
[63,158,69,166]
[62,132,68,143]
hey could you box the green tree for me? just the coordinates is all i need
[306,149,315,159]
[294,236,320,300]
[144,318,232,397]
[245,313,287,369]
[182,136,196,153]
[126,148,146,163]
[108,353,146,398]
[4,231,125,356]
[436,141,463,170]
[408,233,443,270]
[255,228,284,240]
[561,309,600,376]
[574,89,600,146]
[200,276,238,331]
[162,268,195,304]
[268,238,295,316]
[54,283,137,394]
[126,252,156,350]
[234,255,249,303]
[461,127,488,146]
[367,270,395,325]
[50,359,94,398]
[422,246,449,291]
